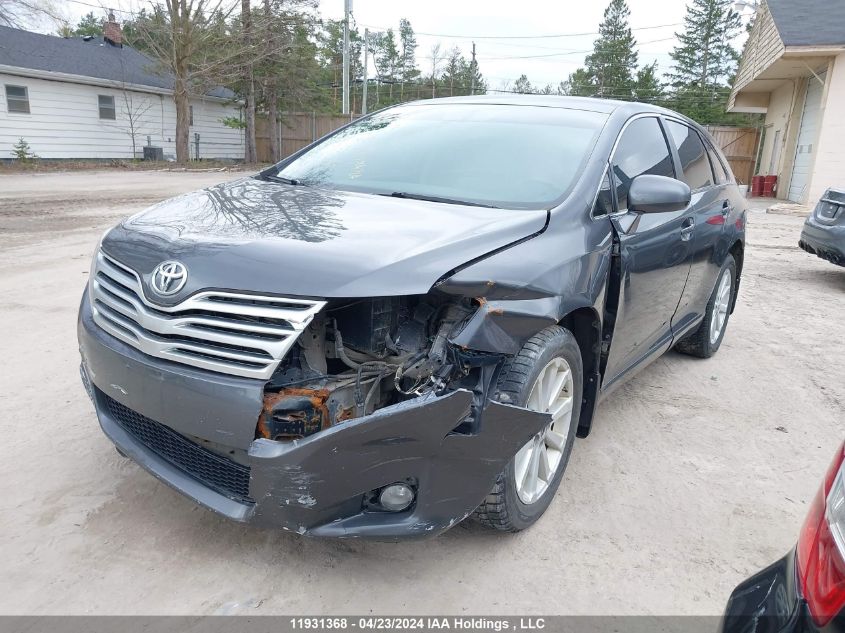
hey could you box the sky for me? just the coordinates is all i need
[323,0,690,89]
[53,0,754,89]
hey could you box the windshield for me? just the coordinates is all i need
[274,103,607,209]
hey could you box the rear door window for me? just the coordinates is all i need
[706,145,729,184]
[611,117,675,212]
[665,120,714,191]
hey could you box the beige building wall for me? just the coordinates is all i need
[758,81,797,178]
[808,53,845,205]
[778,77,809,201]
[731,1,784,100]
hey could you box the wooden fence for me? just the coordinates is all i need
[704,125,760,186]
[256,112,355,163]
[257,114,761,186]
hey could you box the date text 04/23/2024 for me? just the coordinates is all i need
[289,618,547,630]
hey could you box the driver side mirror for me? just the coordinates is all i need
[628,174,691,214]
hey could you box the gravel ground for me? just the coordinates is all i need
[0,171,842,615]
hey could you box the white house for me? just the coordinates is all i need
[728,0,845,206]
[0,19,245,161]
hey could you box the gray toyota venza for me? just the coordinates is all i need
[78,95,747,539]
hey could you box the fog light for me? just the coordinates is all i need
[379,483,414,512]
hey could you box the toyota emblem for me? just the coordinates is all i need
[150,261,188,296]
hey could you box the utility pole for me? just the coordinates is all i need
[362,28,369,115]
[342,0,351,115]
[470,41,477,95]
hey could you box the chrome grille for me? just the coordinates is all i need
[90,250,325,379]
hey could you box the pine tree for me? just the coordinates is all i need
[398,19,419,100]
[633,62,664,103]
[513,74,533,94]
[562,68,593,96]
[442,47,466,96]
[12,137,36,162]
[464,55,486,95]
[71,12,103,37]
[374,29,401,102]
[569,0,639,99]
[318,19,363,112]
[668,0,742,123]
[670,0,741,89]
[277,18,328,114]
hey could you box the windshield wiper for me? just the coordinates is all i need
[380,191,499,208]
[258,173,304,186]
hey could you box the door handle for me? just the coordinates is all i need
[680,218,695,241]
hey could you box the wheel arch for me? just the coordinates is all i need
[728,239,744,313]
[558,306,602,438]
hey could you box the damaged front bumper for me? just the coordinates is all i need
[78,291,550,539]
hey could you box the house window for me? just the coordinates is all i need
[189,105,194,126]
[5,85,30,114]
[98,95,116,120]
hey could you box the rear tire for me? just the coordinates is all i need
[676,254,736,359]
[474,326,583,532]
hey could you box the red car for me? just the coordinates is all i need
[721,442,845,632]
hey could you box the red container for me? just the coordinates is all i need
[751,175,765,197]
[763,175,778,197]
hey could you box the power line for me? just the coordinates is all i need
[476,37,676,61]
[414,36,677,62]
[357,22,681,40]
[62,0,134,15]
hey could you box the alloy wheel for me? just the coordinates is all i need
[514,357,575,505]
[709,268,732,344]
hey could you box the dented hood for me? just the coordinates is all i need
[102,177,548,301]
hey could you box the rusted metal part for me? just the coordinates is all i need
[474,296,504,316]
[257,387,331,440]
[335,405,355,422]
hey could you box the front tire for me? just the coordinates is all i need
[474,326,583,532]
[676,254,736,358]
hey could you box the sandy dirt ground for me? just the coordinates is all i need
[0,170,842,615]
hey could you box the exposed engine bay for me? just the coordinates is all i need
[256,294,497,441]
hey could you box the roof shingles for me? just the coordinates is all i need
[766,0,845,48]
[0,25,234,99]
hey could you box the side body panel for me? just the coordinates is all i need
[438,132,618,356]
[600,114,694,388]
[602,208,693,387]
[443,214,613,356]
[666,121,747,338]
[673,182,746,337]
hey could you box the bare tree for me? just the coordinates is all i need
[262,0,279,162]
[169,0,193,163]
[429,43,444,99]
[0,0,60,27]
[131,0,237,163]
[120,91,155,158]
[112,55,155,159]
[241,0,257,162]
